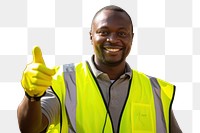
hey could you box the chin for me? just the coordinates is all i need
[103,59,124,66]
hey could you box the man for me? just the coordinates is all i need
[17,5,182,133]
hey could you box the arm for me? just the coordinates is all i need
[17,96,48,133]
[17,46,55,133]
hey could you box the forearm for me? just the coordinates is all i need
[17,96,47,133]
[18,46,54,132]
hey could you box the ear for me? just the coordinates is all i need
[132,32,134,39]
[89,31,92,40]
[89,31,94,45]
[130,32,134,45]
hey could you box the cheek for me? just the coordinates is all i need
[93,35,104,43]
[126,45,132,55]
[92,36,105,48]
[124,41,132,54]
[92,39,101,53]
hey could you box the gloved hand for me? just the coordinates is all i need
[21,46,55,97]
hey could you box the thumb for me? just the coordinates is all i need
[32,45,45,65]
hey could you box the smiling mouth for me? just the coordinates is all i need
[105,48,121,52]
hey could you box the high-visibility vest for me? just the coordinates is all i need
[46,62,175,133]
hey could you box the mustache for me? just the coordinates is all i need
[103,43,123,49]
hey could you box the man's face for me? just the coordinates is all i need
[90,10,133,66]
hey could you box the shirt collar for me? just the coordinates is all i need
[87,55,132,79]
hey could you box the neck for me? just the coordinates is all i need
[94,58,126,80]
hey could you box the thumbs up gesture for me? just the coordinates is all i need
[21,46,55,97]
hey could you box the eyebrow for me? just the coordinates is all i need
[97,26,129,31]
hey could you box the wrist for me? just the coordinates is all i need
[25,91,46,102]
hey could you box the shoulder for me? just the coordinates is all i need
[54,62,81,74]
[132,69,174,88]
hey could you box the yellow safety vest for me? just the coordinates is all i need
[47,62,175,133]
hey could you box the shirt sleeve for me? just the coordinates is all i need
[41,87,60,127]
[170,110,182,133]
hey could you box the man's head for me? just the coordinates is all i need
[90,5,134,67]
[91,5,134,33]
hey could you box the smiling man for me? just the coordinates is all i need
[18,5,182,133]
[90,8,133,80]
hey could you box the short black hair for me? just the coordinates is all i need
[91,5,133,33]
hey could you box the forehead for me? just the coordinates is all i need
[92,10,131,29]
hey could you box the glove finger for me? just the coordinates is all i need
[32,64,55,76]
[31,78,52,87]
[31,70,52,81]
[32,46,45,65]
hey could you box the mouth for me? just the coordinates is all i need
[103,45,123,53]
[105,48,121,52]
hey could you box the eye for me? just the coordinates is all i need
[97,30,109,36]
[118,32,127,37]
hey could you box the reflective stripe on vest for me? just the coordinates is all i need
[47,65,68,133]
[47,62,175,133]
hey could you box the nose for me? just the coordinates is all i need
[107,33,119,43]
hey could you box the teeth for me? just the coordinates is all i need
[106,48,120,52]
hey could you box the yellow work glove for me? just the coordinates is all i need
[21,46,55,98]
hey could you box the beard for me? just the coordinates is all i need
[97,48,127,66]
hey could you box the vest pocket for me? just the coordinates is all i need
[132,103,154,133]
